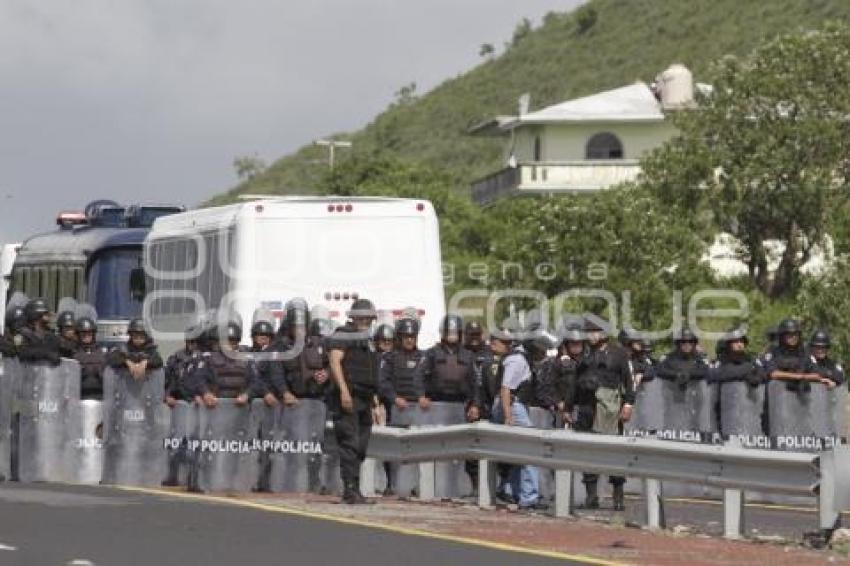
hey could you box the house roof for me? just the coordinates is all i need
[514,82,665,125]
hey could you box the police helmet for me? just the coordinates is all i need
[24,299,50,323]
[57,311,76,330]
[227,322,243,342]
[560,327,584,343]
[5,306,26,332]
[440,314,464,339]
[251,320,275,337]
[524,332,557,357]
[464,320,484,337]
[776,319,801,336]
[490,327,514,344]
[674,327,698,343]
[75,317,97,333]
[128,318,147,335]
[374,324,395,342]
[640,337,654,353]
[347,298,377,320]
[395,317,420,337]
[722,327,748,345]
[583,316,608,337]
[284,297,310,328]
[809,329,831,348]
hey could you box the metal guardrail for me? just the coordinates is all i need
[363,422,850,540]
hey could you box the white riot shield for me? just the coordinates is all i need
[718,381,765,437]
[66,399,104,484]
[163,400,198,487]
[196,399,262,492]
[101,367,169,486]
[269,399,327,493]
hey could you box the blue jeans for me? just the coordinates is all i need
[490,400,540,506]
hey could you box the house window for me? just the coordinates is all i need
[586,132,623,159]
[533,135,542,161]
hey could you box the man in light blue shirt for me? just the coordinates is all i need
[489,328,544,510]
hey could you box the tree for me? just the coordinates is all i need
[797,258,850,361]
[575,6,598,35]
[233,155,267,181]
[511,18,532,46]
[641,25,850,298]
[393,82,418,106]
[479,43,495,58]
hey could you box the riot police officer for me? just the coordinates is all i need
[421,315,480,413]
[328,298,381,504]
[807,329,845,389]
[56,310,78,358]
[378,317,425,496]
[279,298,332,405]
[761,319,821,390]
[186,322,263,407]
[558,328,584,427]
[373,324,395,354]
[489,327,543,510]
[526,333,562,419]
[74,317,109,400]
[0,305,26,358]
[380,318,427,414]
[573,319,633,511]
[17,299,61,365]
[464,321,498,416]
[106,318,163,377]
[164,327,201,408]
[710,328,765,435]
[653,328,711,389]
[250,320,285,407]
[620,329,653,389]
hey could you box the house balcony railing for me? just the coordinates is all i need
[471,160,642,205]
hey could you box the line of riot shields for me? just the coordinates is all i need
[628,376,847,452]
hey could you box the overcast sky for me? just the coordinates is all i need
[0,0,581,242]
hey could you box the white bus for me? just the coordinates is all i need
[143,196,445,354]
[0,243,21,333]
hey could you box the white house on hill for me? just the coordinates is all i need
[470,64,702,205]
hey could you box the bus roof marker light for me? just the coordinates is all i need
[255,205,264,213]
[344,204,353,212]
[416,203,425,212]
[327,205,335,212]
[335,204,344,212]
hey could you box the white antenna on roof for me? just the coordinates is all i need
[518,93,531,116]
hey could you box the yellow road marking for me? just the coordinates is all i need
[114,485,624,566]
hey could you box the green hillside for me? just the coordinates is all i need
[209,0,850,204]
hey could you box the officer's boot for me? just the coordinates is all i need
[342,481,361,504]
[612,483,625,511]
[584,481,599,509]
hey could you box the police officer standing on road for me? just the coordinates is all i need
[249,320,285,408]
[164,327,201,408]
[378,317,426,496]
[18,299,61,365]
[56,309,78,358]
[74,317,109,399]
[328,298,381,504]
[557,327,585,427]
[762,319,823,390]
[652,328,711,390]
[526,333,562,422]
[421,315,480,417]
[106,318,163,378]
[573,319,633,511]
[807,330,845,389]
[489,327,544,510]
[464,321,498,418]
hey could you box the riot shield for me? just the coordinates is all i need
[660,379,715,436]
[718,381,765,438]
[16,359,81,482]
[253,399,277,492]
[828,385,847,441]
[196,399,261,493]
[629,378,665,433]
[163,400,198,487]
[529,407,555,501]
[767,380,829,446]
[268,399,327,493]
[0,357,20,481]
[101,367,169,486]
[67,399,104,484]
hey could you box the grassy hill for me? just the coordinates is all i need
[208,0,850,205]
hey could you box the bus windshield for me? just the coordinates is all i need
[88,248,144,319]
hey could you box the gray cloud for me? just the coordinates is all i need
[0,0,580,242]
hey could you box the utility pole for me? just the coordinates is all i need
[314,139,352,169]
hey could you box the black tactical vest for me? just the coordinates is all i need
[208,351,250,398]
[430,346,470,401]
[391,349,423,400]
[283,337,327,398]
[76,346,107,399]
[337,328,378,396]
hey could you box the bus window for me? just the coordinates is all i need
[88,248,145,319]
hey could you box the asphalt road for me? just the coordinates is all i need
[0,483,588,566]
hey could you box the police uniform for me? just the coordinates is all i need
[379,348,425,407]
[75,343,109,400]
[572,341,634,509]
[165,347,198,402]
[185,350,262,400]
[760,344,815,392]
[17,327,61,365]
[422,343,478,405]
[330,322,381,502]
[279,335,331,400]
[106,339,164,370]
